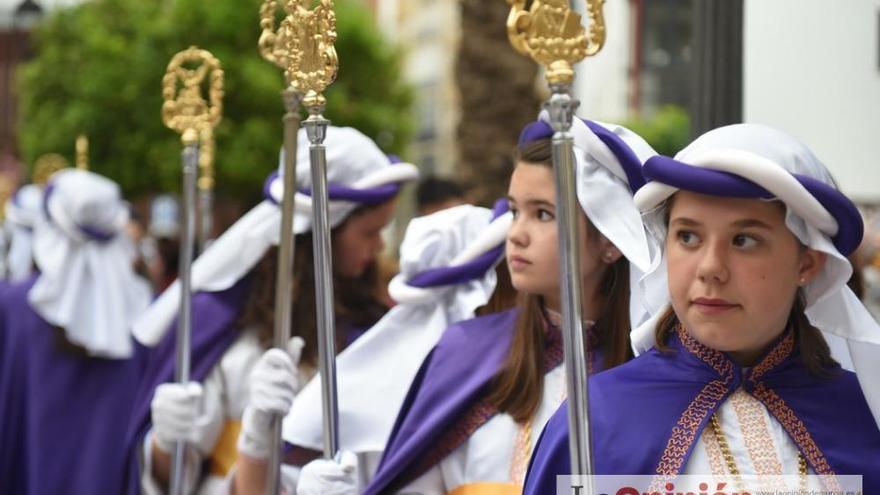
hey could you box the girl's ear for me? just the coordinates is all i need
[598,236,623,265]
[798,248,827,286]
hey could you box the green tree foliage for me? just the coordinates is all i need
[622,105,691,157]
[16,0,413,202]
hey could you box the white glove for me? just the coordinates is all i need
[297,451,359,495]
[237,337,305,460]
[150,382,204,453]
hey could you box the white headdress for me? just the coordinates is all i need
[132,126,419,346]
[283,202,511,452]
[28,169,151,358]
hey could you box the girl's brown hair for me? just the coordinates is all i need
[475,261,518,317]
[236,205,389,369]
[486,138,634,423]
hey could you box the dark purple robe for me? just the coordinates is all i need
[523,326,880,494]
[0,277,149,495]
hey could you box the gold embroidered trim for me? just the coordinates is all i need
[654,327,735,475]
[752,383,837,479]
[676,325,731,376]
[750,331,795,381]
[508,419,533,485]
[730,389,783,475]
[700,422,729,476]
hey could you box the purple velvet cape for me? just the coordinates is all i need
[121,276,252,494]
[522,328,880,494]
[0,277,149,495]
[363,309,608,494]
[362,309,519,494]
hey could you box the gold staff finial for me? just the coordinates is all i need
[32,153,69,185]
[259,0,294,73]
[161,46,224,145]
[282,0,339,112]
[506,0,606,85]
[75,134,89,170]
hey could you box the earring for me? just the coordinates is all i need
[603,252,613,262]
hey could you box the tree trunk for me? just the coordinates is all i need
[455,0,540,206]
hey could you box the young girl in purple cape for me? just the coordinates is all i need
[125,126,418,494]
[523,124,880,493]
[290,116,659,495]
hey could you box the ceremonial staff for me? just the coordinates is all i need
[161,46,223,495]
[75,135,89,170]
[258,1,307,491]
[507,1,606,492]
[197,126,216,251]
[284,0,341,461]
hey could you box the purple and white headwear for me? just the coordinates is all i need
[3,184,42,281]
[518,113,662,327]
[631,123,880,426]
[133,125,419,346]
[28,169,151,358]
[284,201,510,453]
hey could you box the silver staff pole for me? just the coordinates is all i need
[266,89,303,495]
[284,0,341,459]
[170,128,198,495]
[161,46,224,495]
[258,1,307,491]
[507,1,606,492]
[304,107,339,458]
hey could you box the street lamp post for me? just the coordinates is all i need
[13,0,44,31]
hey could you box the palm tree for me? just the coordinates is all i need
[454,0,540,205]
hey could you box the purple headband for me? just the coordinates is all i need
[517,118,647,193]
[262,170,404,206]
[406,198,509,289]
[643,155,864,256]
[43,182,117,243]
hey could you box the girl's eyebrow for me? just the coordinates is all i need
[507,196,555,209]
[524,199,555,209]
[730,218,774,230]
[669,217,700,227]
[670,216,773,230]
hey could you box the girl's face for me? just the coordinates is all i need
[333,198,397,278]
[506,163,620,311]
[665,191,826,364]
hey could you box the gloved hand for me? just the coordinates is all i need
[297,451,359,495]
[237,336,305,460]
[150,382,204,453]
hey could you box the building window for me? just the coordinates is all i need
[635,0,693,116]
